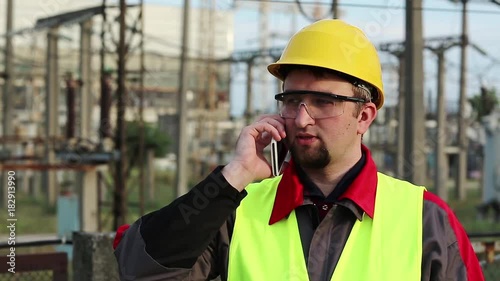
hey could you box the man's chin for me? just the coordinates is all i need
[292,150,330,170]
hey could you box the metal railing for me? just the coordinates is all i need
[0,238,72,249]
[0,252,68,281]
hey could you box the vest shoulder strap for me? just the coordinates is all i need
[333,173,425,281]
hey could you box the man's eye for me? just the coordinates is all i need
[283,98,301,105]
[313,98,335,106]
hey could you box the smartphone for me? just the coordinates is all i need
[270,139,290,177]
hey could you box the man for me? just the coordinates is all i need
[114,19,484,280]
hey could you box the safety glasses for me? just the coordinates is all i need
[275,90,367,119]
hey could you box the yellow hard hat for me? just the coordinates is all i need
[268,19,385,109]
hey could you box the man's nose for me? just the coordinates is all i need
[294,103,315,127]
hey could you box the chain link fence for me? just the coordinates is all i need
[0,270,54,281]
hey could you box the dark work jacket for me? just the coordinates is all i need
[114,146,484,281]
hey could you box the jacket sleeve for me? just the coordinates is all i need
[421,191,485,281]
[114,166,246,280]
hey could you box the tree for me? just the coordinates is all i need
[125,121,171,173]
[468,86,498,122]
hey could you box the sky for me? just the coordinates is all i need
[2,0,499,118]
[168,0,500,117]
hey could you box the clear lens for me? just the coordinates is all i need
[277,94,346,119]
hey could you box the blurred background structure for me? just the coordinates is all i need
[1,0,500,279]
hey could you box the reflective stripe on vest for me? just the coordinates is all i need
[228,173,424,281]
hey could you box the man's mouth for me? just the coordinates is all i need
[295,134,318,145]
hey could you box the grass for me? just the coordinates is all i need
[449,189,500,234]
[427,180,500,234]
[2,172,500,235]
[0,168,177,236]
[93,168,178,232]
[0,193,58,257]
[0,192,57,234]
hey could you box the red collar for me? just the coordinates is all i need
[269,145,378,225]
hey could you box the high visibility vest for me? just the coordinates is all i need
[228,173,424,281]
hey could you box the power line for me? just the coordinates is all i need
[293,0,334,21]
[436,0,500,6]
[237,0,500,14]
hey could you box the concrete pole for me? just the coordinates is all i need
[196,0,207,144]
[43,26,60,206]
[99,0,111,141]
[259,1,269,112]
[456,0,469,200]
[79,19,93,140]
[206,0,217,150]
[245,61,254,124]
[435,51,449,201]
[0,0,14,209]
[113,0,127,229]
[404,0,426,185]
[2,0,13,141]
[77,19,96,227]
[207,0,217,112]
[78,168,98,232]
[138,0,145,216]
[331,0,339,18]
[175,0,191,197]
[396,53,405,179]
[73,232,119,281]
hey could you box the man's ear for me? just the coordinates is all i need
[357,103,377,135]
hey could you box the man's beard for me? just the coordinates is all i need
[290,141,330,169]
